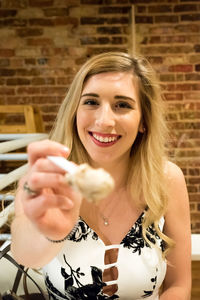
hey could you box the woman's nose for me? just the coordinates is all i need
[95,104,115,128]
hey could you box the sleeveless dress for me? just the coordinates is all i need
[43,212,166,300]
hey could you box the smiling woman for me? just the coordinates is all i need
[11,52,191,300]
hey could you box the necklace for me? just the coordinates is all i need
[99,213,109,226]
[95,188,127,227]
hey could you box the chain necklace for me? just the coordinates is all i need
[96,187,127,227]
[97,197,123,226]
[99,212,109,226]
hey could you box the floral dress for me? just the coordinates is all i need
[43,212,166,300]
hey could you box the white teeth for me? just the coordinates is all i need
[93,133,117,143]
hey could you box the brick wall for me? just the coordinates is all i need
[0,0,199,232]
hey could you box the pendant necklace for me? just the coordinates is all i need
[97,197,122,226]
[100,213,109,226]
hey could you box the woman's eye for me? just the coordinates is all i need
[83,99,99,106]
[115,102,132,109]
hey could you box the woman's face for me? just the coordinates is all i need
[76,71,143,168]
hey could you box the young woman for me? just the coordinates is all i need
[11,52,191,299]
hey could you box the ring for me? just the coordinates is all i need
[23,181,38,197]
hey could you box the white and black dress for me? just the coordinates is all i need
[43,212,166,300]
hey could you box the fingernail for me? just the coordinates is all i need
[63,146,69,153]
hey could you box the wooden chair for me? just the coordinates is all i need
[0,105,44,133]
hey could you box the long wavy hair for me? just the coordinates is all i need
[50,52,173,253]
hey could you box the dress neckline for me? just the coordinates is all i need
[79,210,145,247]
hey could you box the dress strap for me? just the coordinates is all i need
[104,244,120,250]
[104,279,118,286]
[103,262,118,269]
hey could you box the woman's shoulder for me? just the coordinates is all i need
[164,160,185,183]
[164,160,189,214]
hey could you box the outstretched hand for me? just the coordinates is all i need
[15,139,82,241]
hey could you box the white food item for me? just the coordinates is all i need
[65,163,114,203]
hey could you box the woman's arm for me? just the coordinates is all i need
[160,162,191,300]
[11,140,82,269]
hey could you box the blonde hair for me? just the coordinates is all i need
[50,52,173,253]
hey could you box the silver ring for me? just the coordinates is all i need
[23,181,38,197]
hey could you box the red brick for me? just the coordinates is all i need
[141,45,193,55]
[185,74,200,81]
[99,7,130,14]
[176,84,193,91]
[97,26,122,34]
[112,36,127,44]
[155,15,179,23]
[150,35,186,44]
[180,111,200,120]
[175,24,200,33]
[17,87,41,94]
[37,58,48,65]
[0,69,15,76]
[54,17,79,26]
[0,9,17,17]
[190,194,200,202]
[81,17,105,25]
[163,93,183,101]
[29,0,54,7]
[27,38,54,46]
[31,77,55,85]
[181,14,200,22]
[147,56,163,64]
[188,186,198,193]
[148,5,172,13]
[174,4,197,13]
[183,92,200,100]
[42,114,57,122]
[0,49,15,57]
[0,87,15,95]
[1,0,27,9]
[29,18,54,26]
[81,0,103,4]
[168,65,193,72]
[41,104,59,113]
[191,84,200,91]
[40,87,67,95]
[0,59,10,67]
[136,6,146,13]
[43,8,69,17]
[135,16,153,24]
[160,74,175,81]
[16,28,43,37]
[107,17,129,24]
[0,18,27,27]
[56,77,73,85]
[24,58,36,65]
[31,96,63,104]
[7,78,31,85]
[195,64,200,71]
[189,169,200,176]
[6,96,32,105]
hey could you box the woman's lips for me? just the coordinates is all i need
[89,131,121,147]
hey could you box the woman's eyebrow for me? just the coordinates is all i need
[81,93,99,98]
[81,93,136,103]
[115,95,136,103]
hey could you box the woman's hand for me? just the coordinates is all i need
[16,139,82,241]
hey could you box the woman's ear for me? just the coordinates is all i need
[139,122,146,133]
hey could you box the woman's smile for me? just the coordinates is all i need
[89,131,121,147]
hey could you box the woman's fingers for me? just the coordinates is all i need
[23,157,74,197]
[27,140,69,166]
[23,192,74,220]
